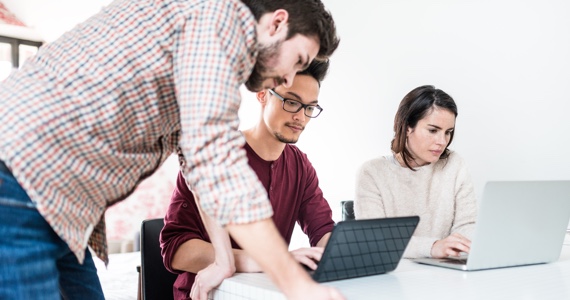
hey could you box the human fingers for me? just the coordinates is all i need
[444,234,470,247]
[291,253,319,270]
[444,240,470,256]
[190,280,199,300]
[291,247,324,261]
[291,247,324,256]
[191,264,228,300]
[449,233,472,247]
[191,274,210,300]
[445,247,464,257]
[199,285,209,300]
[431,237,468,258]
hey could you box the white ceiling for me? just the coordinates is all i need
[2,0,112,42]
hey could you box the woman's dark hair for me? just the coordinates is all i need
[391,85,458,170]
[241,0,340,60]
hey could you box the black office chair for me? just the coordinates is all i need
[340,200,355,221]
[140,218,178,300]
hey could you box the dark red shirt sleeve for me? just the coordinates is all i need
[294,151,335,246]
[160,172,242,274]
[159,171,204,274]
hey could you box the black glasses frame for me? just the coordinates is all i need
[268,89,323,118]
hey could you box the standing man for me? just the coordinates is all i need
[0,0,341,299]
[161,60,335,300]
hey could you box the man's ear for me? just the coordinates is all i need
[268,9,289,37]
[257,90,268,104]
[257,9,289,43]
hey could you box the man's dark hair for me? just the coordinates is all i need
[298,59,329,87]
[241,0,340,60]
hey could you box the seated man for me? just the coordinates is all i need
[160,59,334,300]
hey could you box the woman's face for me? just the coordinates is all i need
[406,107,456,167]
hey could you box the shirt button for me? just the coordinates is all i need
[182,203,188,208]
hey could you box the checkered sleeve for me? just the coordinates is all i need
[173,2,273,226]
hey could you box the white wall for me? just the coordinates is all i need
[3,0,112,42]
[242,0,570,246]
[320,0,570,205]
[312,0,570,203]
[5,0,570,247]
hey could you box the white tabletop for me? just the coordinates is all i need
[95,251,140,300]
[94,236,570,300]
[211,243,570,300]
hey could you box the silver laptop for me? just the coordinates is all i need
[413,180,570,271]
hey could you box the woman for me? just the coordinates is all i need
[355,85,477,258]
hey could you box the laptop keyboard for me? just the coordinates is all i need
[440,258,467,265]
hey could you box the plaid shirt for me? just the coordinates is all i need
[0,0,273,265]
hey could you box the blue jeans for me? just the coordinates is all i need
[0,166,105,300]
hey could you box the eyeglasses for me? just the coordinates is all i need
[268,89,323,118]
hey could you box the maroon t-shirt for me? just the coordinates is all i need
[160,143,335,299]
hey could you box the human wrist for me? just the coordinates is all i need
[213,259,236,277]
[213,251,236,275]
[430,240,439,257]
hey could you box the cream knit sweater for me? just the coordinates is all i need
[355,151,477,258]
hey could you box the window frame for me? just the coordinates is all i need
[0,35,42,68]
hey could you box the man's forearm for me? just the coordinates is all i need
[171,239,215,273]
[227,218,317,298]
[172,239,261,273]
[198,208,235,274]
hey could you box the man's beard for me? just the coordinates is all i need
[245,40,283,92]
[274,132,298,144]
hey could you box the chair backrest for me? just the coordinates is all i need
[140,218,178,300]
[340,200,355,221]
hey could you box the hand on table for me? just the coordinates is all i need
[290,247,324,270]
[190,262,235,300]
[431,233,471,258]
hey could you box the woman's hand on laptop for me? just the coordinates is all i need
[431,233,471,258]
[291,247,325,270]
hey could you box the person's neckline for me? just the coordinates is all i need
[391,153,431,170]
